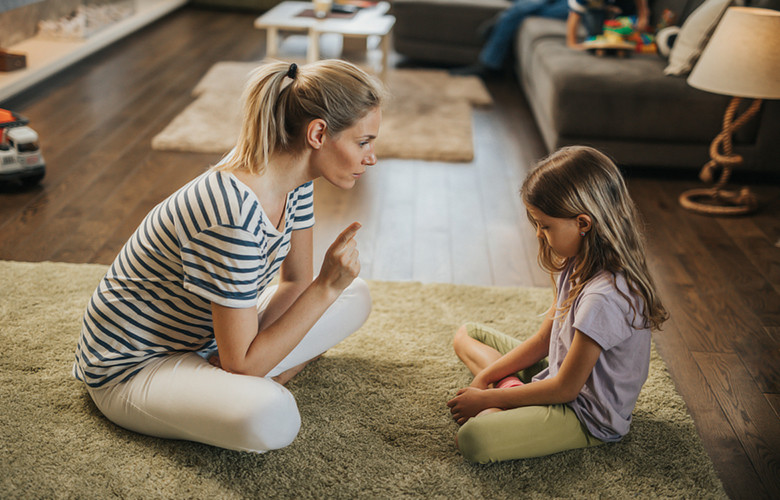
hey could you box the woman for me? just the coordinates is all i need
[73,59,384,453]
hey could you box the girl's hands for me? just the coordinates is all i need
[447,387,491,425]
[317,222,361,294]
[469,372,490,390]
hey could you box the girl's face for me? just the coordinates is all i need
[315,107,381,189]
[526,205,587,259]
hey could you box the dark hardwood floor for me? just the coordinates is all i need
[1,6,778,499]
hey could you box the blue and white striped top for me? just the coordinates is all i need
[73,169,315,388]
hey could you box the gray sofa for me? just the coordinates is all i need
[391,0,780,171]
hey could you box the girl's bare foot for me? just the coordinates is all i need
[476,407,503,417]
[272,355,323,385]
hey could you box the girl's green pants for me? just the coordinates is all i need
[457,323,604,463]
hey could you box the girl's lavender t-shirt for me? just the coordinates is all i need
[532,262,651,442]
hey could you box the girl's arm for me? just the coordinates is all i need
[448,329,602,424]
[470,310,554,389]
[211,222,361,377]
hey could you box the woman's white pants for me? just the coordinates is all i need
[87,278,371,453]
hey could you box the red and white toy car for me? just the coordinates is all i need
[0,108,46,186]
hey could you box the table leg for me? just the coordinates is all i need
[266,27,279,58]
[308,29,319,63]
[380,33,390,81]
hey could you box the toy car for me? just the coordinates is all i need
[0,108,46,186]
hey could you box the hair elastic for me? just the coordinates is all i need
[286,63,298,79]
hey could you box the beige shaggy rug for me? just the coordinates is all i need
[0,260,726,499]
[151,61,493,162]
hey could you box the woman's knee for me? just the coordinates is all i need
[345,277,372,325]
[236,383,301,451]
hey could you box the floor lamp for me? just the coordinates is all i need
[679,6,780,216]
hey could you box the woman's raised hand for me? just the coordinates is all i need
[317,222,362,294]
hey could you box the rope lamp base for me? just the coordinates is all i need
[679,97,762,216]
[678,186,758,216]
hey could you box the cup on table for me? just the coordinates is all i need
[313,0,333,18]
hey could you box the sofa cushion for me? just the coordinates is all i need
[517,18,732,144]
[664,0,732,76]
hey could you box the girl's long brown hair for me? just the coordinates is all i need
[521,146,668,330]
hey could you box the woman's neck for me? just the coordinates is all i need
[238,151,311,195]
[232,151,313,229]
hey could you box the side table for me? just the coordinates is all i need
[254,1,396,80]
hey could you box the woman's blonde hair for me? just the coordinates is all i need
[521,146,668,330]
[215,59,384,174]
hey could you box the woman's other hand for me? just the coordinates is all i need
[208,354,234,373]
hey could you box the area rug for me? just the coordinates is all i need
[0,260,726,499]
[151,61,493,162]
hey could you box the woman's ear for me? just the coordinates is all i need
[306,119,327,150]
[577,214,592,233]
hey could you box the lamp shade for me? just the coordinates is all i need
[687,7,780,99]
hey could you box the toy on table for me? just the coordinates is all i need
[0,108,46,186]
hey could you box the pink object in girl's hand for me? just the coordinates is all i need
[496,376,524,389]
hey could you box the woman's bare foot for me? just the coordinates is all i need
[272,355,323,385]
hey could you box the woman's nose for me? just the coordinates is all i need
[364,153,377,166]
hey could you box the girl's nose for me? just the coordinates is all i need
[364,153,377,166]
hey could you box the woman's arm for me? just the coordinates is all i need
[211,223,361,377]
[470,310,554,389]
[448,329,602,424]
[257,227,313,331]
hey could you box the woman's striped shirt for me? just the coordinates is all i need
[73,169,315,388]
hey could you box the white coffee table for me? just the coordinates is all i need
[254,1,395,80]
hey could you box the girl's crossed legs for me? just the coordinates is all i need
[88,278,371,453]
[453,323,602,463]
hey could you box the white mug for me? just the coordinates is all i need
[313,0,333,18]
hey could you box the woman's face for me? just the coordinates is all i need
[315,107,381,189]
[526,204,584,259]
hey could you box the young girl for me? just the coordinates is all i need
[73,59,384,453]
[446,146,668,463]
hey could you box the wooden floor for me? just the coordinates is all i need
[1,7,778,499]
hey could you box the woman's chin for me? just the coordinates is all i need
[341,177,359,189]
